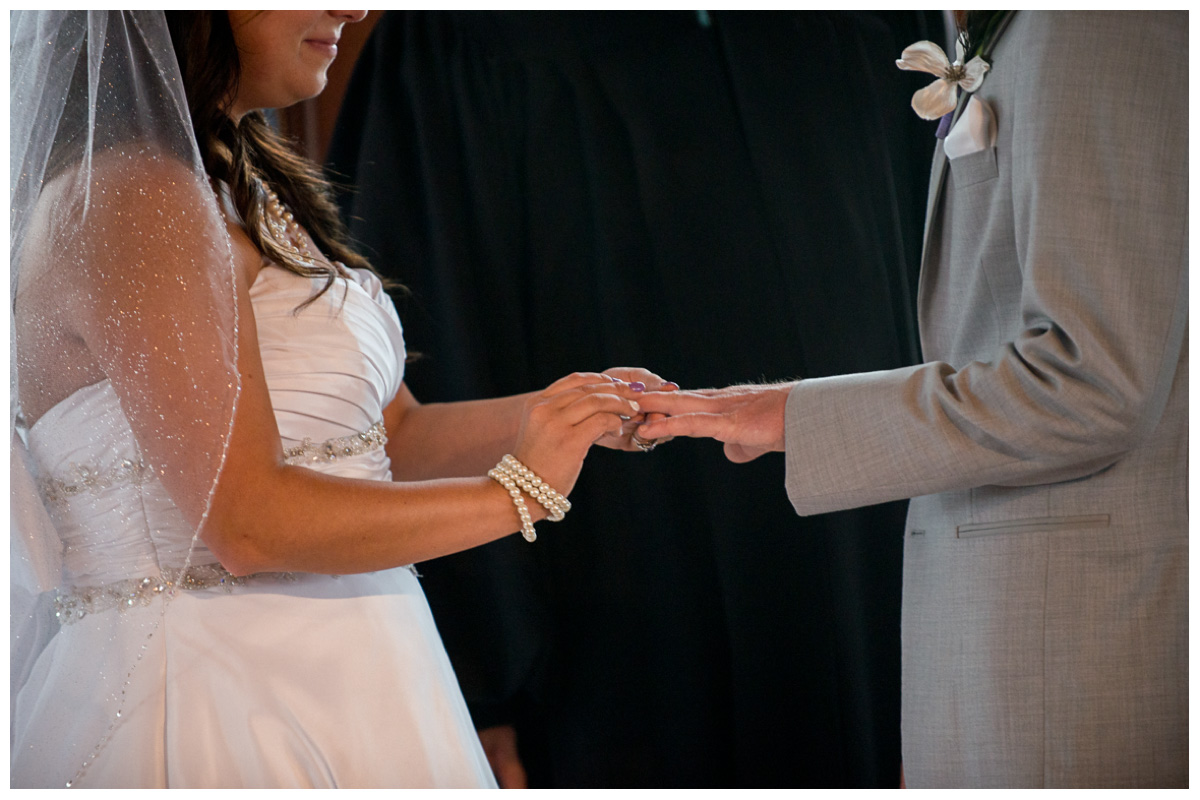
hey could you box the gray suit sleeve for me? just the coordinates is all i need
[784,12,1187,516]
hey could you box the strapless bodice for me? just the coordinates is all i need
[26,265,407,587]
[251,264,405,464]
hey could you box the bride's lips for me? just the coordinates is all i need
[304,38,339,59]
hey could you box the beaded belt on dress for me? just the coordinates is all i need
[281,420,388,466]
[54,558,421,625]
[46,421,396,624]
[54,565,296,625]
[39,421,388,505]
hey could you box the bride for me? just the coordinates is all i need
[11,11,666,788]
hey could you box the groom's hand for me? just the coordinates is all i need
[635,381,797,463]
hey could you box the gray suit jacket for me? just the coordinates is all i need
[782,12,1187,787]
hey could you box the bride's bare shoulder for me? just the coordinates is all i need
[90,145,214,211]
[30,145,215,241]
[26,144,265,291]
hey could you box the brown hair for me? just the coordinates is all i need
[164,11,379,303]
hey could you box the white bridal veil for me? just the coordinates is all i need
[11,10,241,783]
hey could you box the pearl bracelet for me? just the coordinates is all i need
[496,454,572,522]
[487,466,538,542]
[487,455,571,542]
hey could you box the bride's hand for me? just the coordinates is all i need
[592,367,678,452]
[512,372,646,500]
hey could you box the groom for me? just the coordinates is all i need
[638,11,1187,788]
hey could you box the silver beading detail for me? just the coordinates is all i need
[38,458,148,506]
[54,565,296,625]
[40,422,387,507]
[282,421,388,466]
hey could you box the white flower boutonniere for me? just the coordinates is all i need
[896,39,990,120]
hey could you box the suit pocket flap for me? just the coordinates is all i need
[956,513,1110,539]
[949,147,998,188]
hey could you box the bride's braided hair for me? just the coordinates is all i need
[164,11,382,304]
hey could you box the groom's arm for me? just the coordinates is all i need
[639,13,1187,518]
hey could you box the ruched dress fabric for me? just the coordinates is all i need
[11,265,496,788]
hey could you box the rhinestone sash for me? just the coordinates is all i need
[38,459,149,507]
[54,565,296,625]
[39,421,389,507]
[281,420,388,466]
[45,420,394,625]
[54,562,421,625]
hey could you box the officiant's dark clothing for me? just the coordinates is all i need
[328,11,938,787]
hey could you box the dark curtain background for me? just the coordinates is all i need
[328,11,939,787]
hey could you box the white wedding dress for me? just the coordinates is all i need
[11,265,497,788]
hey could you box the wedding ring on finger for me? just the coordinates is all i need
[631,433,658,452]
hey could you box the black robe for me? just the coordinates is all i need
[328,11,939,787]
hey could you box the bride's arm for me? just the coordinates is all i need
[200,247,640,576]
[384,366,668,482]
[71,158,641,577]
[383,385,531,481]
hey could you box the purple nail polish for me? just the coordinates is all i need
[662,381,680,390]
[630,382,645,392]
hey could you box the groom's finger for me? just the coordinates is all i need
[631,390,727,417]
[724,441,771,464]
[635,411,730,442]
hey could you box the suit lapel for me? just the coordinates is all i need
[919,112,960,271]
[917,12,1018,279]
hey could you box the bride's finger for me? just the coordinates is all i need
[541,371,642,397]
[600,367,675,391]
[579,411,628,445]
[523,386,640,435]
[539,381,647,413]
[554,390,642,428]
